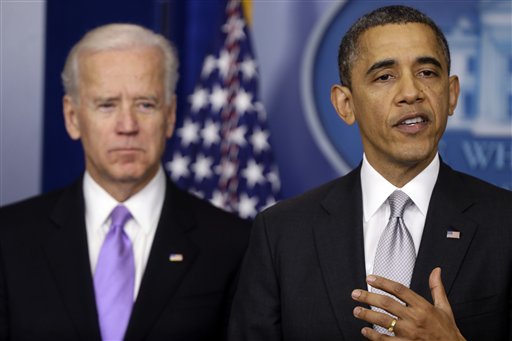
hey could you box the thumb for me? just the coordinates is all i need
[429,267,454,317]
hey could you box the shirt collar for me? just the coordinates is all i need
[361,153,440,222]
[83,165,167,235]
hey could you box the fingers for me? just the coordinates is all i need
[353,272,464,340]
[429,267,455,317]
[351,288,407,318]
[360,326,407,340]
[353,306,397,332]
[429,267,445,306]
[366,275,424,308]
[351,275,430,337]
[351,297,415,339]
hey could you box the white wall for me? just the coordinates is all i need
[0,0,46,205]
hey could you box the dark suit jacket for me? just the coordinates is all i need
[0,176,251,341]
[228,162,512,340]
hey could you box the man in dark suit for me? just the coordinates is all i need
[228,5,511,341]
[0,23,250,341]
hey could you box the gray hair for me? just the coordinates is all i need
[61,23,179,103]
[338,5,450,88]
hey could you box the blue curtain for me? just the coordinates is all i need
[42,0,226,191]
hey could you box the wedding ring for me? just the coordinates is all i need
[387,318,397,333]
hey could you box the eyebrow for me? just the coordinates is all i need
[416,56,443,69]
[366,59,395,76]
[92,96,160,103]
[134,96,159,102]
[366,56,444,76]
[93,96,119,103]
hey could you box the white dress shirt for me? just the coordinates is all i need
[83,166,166,299]
[361,154,439,278]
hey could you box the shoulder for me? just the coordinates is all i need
[442,164,511,203]
[0,185,80,245]
[257,167,360,229]
[266,166,359,214]
[264,178,340,217]
[0,187,69,222]
[0,178,83,233]
[165,181,252,245]
[170,182,250,224]
[459,171,511,221]
[440,164,511,241]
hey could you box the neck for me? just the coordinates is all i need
[87,168,160,202]
[102,184,145,202]
[366,155,435,188]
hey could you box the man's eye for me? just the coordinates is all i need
[98,103,115,110]
[376,74,393,82]
[419,70,437,77]
[138,102,156,111]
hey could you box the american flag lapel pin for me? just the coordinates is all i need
[446,228,461,239]
[169,253,184,262]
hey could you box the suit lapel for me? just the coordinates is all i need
[43,180,102,341]
[313,167,369,341]
[125,181,199,340]
[410,162,478,301]
[312,162,478,339]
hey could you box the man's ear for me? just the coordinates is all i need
[330,84,356,125]
[63,95,81,140]
[448,75,460,117]
[165,94,177,138]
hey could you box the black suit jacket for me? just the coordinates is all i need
[0,176,251,341]
[228,162,512,340]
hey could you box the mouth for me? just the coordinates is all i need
[393,114,430,134]
[109,147,144,153]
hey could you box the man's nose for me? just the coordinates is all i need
[116,107,139,134]
[395,73,424,105]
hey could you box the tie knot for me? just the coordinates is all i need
[388,190,411,218]
[110,205,132,228]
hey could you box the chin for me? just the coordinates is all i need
[395,148,436,166]
[110,168,145,182]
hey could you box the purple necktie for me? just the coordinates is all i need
[94,205,135,341]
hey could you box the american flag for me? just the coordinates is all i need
[165,0,281,219]
[446,229,461,239]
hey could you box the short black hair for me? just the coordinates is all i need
[337,5,451,88]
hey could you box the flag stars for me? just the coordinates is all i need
[239,57,257,80]
[250,128,270,153]
[228,125,247,146]
[238,194,258,219]
[217,49,232,79]
[234,89,253,114]
[215,159,237,179]
[177,119,200,146]
[191,155,214,182]
[168,5,281,221]
[222,14,246,44]
[201,120,221,147]
[209,85,228,112]
[210,190,226,209]
[166,153,190,181]
[242,159,265,188]
[201,55,217,78]
[268,167,281,192]
[264,196,277,210]
[189,87,209,113]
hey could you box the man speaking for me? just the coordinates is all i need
[229,5,511,340]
